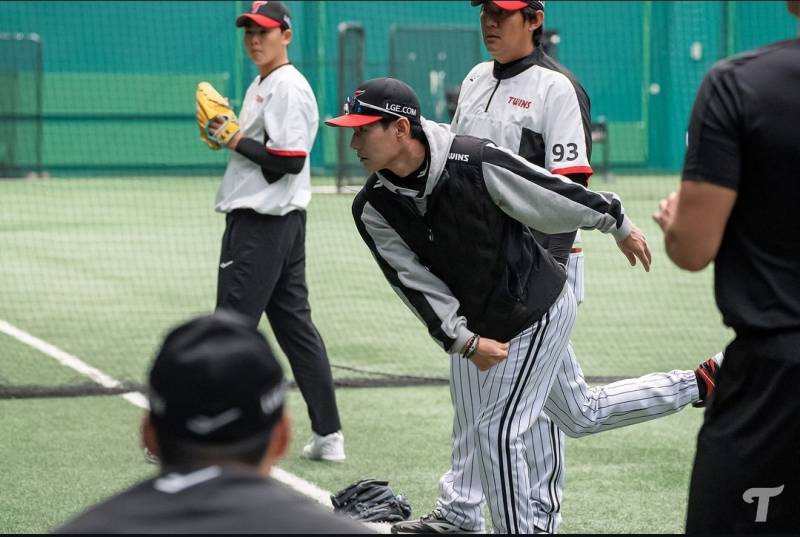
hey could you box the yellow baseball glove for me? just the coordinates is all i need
[195,82,240,150]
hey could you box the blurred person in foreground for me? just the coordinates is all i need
[653,1,800,532]
[54,311,371,534]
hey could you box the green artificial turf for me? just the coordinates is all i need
[0,386,703,533]
[1,174,730,532]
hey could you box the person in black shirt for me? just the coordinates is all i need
[653,2,800,531]
[54,311,371,534]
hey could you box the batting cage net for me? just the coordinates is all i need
[0,33,42,178]
[335,22,365,191]
[1,1,796,399]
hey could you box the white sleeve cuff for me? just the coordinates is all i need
[448,326,475,355]
[610,215,633,242]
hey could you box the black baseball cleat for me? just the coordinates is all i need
[391,509,482,534]
[692,352,724,408]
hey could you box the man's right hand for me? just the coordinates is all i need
[469,337,509,371]
[616,224,652,272]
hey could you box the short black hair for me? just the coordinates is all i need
[378,117,426,144]
[154,424,274,467]
[521,6,543,47]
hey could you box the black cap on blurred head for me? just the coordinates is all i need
[236,0,292,30]
[470,0,545,11]
[148,310,285,444]
[325,77,422,128]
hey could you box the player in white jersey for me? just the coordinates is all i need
[207,1,344,463]
[392,1,722,533]
[454,0,591,297]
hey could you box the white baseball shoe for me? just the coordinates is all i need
[302,430,345,463]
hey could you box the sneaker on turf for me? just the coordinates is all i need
[693,351,724,408]
[302,430,345,463]
[391,509,482,534]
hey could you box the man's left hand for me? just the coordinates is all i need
[653,191,678,232]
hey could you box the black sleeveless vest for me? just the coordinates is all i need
[361,135,566,342]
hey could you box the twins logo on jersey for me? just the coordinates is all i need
[507,96,532,109]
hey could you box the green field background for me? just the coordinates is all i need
[2,1,797,175]
[1,0,791,531]
[0,175,732,383]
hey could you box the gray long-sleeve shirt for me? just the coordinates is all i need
[353,119,632,354]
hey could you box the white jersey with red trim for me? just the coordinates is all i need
[452,48,592,178]
[452,48,592,300]
[215,64,318,215]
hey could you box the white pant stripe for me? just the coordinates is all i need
[546,421,561,532]
[499,319,549,533]
[483,289,577,533]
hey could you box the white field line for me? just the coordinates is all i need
[310,185,363,195]
[0,318,390,532]
[310,185,341,194]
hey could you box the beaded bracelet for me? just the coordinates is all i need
[460,335,476,359]
[462,334,480,359]
[467,335,481,359]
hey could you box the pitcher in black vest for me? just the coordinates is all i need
[325,78,698,534]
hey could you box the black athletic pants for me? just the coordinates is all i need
[216,208,341,435]
[686,330,800,533]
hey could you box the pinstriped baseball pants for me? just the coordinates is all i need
[521,249,584,531]
[439,252,583,534]
[519,249,581,533]
[437,283,699,533]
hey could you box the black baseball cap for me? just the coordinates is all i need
[471,0,545,11]
[325,77,421,128]
[236,0,292,30]
[148,310,286,444]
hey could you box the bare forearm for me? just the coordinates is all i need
[664,228,713,271]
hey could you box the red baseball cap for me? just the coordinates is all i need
[470,0,545,11]
[236,1,292,30]
[325,78,422,128]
